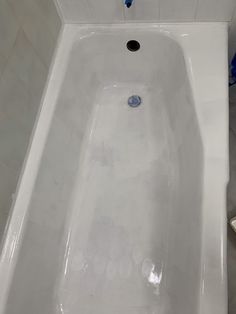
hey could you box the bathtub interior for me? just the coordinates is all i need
[4,30,203,314]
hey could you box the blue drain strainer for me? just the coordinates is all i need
[230,54,236,87]
[128,95,142,108]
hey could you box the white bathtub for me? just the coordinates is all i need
[0,24,229,314]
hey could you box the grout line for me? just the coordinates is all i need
[0,0,23,82]
[63,20,229,25]
[0,52,7,79]
[52,20,232,25]
[194,0,200,20]
[122,1,126,22]
[0,27,20,87]
[230,4,236,23]
[52,0,65,24]
[31,1,64,41]
[22,28,49,70]
[85,0,94,21]
[6,0,24,27]
[230,126,236,138]
[158,0,161,21]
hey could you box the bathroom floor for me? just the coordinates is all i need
[228,87,236,314]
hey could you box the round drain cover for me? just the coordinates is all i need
[128,95,142,108]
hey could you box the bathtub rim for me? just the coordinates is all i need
[0,23,229,314]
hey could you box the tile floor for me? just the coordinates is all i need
[228,85,236,314]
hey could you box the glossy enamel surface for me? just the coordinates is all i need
[0,24,228,314]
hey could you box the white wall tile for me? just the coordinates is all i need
[58,0,125,23]
[124,0,159,21]
[7,0,28,24]
[0,0,19,58]
[88,0,124,22]
[34,0,62,39]
[0,68,29,123]
[7,29,47,102]
[57,0,91,22]
[0,68,34,171]
[56,0,236,22]
[0,53,7,78]
[59,0,124,23]
[22,9,57,66]
[159,0,197,20]
[7,0,61,40]
[8,0,59,66]
[196,0,235,21]
[0,0,62,240]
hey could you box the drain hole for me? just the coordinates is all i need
[127,40,140,52]
[128,95,142,108]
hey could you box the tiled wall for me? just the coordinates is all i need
[55,0,235,23]
[0,0,61,239]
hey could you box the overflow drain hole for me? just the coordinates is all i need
[127,40,140,52]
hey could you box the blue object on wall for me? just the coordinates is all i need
[230,54,236,87]
[124,0,133,8]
